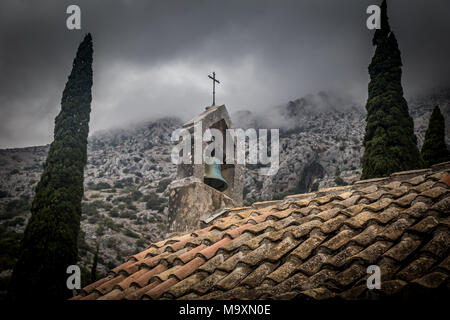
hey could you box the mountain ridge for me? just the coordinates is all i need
[0,88,449,292]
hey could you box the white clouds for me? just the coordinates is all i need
[90,54,275,133]
[0,0,449,148]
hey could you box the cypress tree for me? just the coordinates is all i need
[361,0,422,179]
[421,106,450,167]
[7,34,93,300]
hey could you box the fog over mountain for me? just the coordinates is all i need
[0,87,449,285]
[0,0,449,148]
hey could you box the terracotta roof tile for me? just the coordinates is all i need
[431,197,450,213]
[198,237,231,260]
[298,253,329,276]
[196,254,224,273]
[115,268,149,290]
[140,252,170,269]
[378,218,414,241]
[245,219,275,234]
[131,264,167,288]
[409,216,439,234]
[380,280,408,296]
[143,277,178,299]
[411,272,448,289]
[191,270,228,295]
[267,236,299,261]
[240,241,274,266]
[353,241,393,264]
[80,277,109,295]
[300,287,336,300]
[72,162,450,300]
[80,291,101,300]
[411,180,436,193]
[289,219,322,238]
[224,223,252,238]
[339,284,367,300]
[404,201,429,218]
[437,255,450,272]
[322,229,355,251]
[439,174,450,186]
[172,257,205,280]
[175,244,207,264]
[336,194,361,207]
[327,245,363,268]
[127,281,159,300]
[420,186,448,199]
[242,262,278,287]
[377,257,401,280]
[191,225,213,237]
[94,274,126,295]
[334,263,366,287]
[291,235,326,260]
[350,224,384,246]
[216,251,244,272]
[264,260,297,283]
[151,265,182,282]
[397,256,437,281]
[215,265,253,291]
[421,230,450,258]
[164,273,207,298]
[384,237,422,262]
[320,214,347,233]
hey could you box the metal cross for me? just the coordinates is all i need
[208,71,220,106]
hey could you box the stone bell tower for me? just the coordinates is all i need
[168,104,243,233]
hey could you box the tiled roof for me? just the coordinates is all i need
[72,162,450,300]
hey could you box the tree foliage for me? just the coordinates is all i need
[7,34,93,300]
[361,1,422,179]
[90,242,99,283]
[421,106,450,167]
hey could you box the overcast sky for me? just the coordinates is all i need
[0,0,449,148]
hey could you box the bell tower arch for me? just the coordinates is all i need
[168,105,243,234]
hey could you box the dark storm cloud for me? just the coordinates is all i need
[0,0,449,148]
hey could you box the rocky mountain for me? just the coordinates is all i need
[1,88,449,293]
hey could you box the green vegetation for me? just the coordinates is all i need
[90,243,99,283]
[135,238,146,249]
[77,229,89,257]
[272,187,301,200]
[0,190,9,198]
[113,177,134,189]
[421,106,450,167]
[310,182,319,192]
[103,217,120,231]
[124,229,139,238]
[108,208,119,218]
[82,202,99,216]
[156,178,171,193]
[334,176,348,186]
[91,182,111,190]
[2,216,26,227]
[96,224,105,237]
[7,34,93,301]
[119,210,137,220]
[130,189,143,201]
[0,225,22,271]
[0,198,30,220]
[143,192,167,212]
[361,1,422,179]
[0,226,22,300]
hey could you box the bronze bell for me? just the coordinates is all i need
[204,159,228,192]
